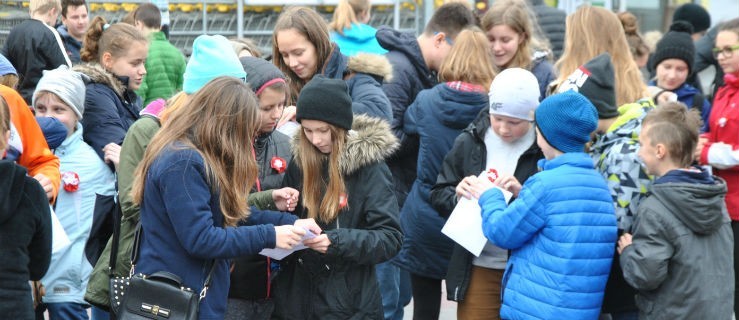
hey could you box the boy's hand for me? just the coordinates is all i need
[617,233,633,254]
[455,176,479,200]
[494,175,522,198]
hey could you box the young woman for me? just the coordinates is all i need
[272,75,402,319]
[648,21,711,132]
[553,6,648,106]
[77,16,148,169]
[430,68,544,320]
[696,17,739,316]
[480,0,555,100]
[272,6,392,123]
[130,77,318,319]
[393,27,496,320]
[328,0,387,56]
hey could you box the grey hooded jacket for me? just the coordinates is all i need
[620,171,734,320]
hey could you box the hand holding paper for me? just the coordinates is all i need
[260,227,318,260]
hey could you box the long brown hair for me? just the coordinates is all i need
[328,0,370,35]
[80,16,147,63]
[438,27,496,88]
[272,7,334,102]
[297,123,348,223]
[131,77,260,226]
[554,6,648,106]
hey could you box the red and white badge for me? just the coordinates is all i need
[62,171,80,192]
[486,168,499,183]
[270,156,287,174]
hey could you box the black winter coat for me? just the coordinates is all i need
[0,160,52,319]
[273,115,402,319]
[2,19,69,104]
[528,0,566,59]
[376,26,438,207]
[429,110,543,301]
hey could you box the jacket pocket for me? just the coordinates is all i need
[500,263,513,304]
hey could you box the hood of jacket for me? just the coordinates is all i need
[435,84,489,129]
[0,160,30,224]
[338,23,379,43]
[591,99,653,153]
[73,63,127,98]
[323,46,393,83]
[292,114,398,176]
[650,169,728,234]
[375,26,434,85]
[56,24,70,38]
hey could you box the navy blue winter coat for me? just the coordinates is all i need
[136,145,298,320]
[647,80,711,132]
[321,46,393,122]
[376,26,438,207]
[394,83,488,279]
[74,63,141,162]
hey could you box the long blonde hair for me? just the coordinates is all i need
[131,77,260,226]
[481,0,549,69]
[438,27,496,88]
[328,0,370,35]
[297,123,347,223]
[555,6,648,106]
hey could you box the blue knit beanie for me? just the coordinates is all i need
[535,90,598,153]
[183,35,246,94]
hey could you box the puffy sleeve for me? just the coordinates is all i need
[619,207,673,291]
[479,176,547,249]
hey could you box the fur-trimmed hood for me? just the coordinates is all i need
[73,63,126,97]
[347,53,393,83]
[292,114,398,176]
[323,46,393,83]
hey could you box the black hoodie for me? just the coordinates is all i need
[0,160,52,319]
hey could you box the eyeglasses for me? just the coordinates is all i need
[712,44,739,59]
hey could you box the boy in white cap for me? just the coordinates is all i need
[32,65,116,319]
[430,68,544,319]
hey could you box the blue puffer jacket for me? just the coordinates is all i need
[330,23,387,57]
[322,46,393,122]
[394,83,488,279]
[647,81,711,132]
[479,152,617,320]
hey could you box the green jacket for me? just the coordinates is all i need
[84,116,277,310]
[135,32,185,106]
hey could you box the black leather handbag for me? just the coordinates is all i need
[110,223,215,319]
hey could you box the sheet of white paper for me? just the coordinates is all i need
[441,171,513,257]
[259,227,318,260]
[49,206,71,254]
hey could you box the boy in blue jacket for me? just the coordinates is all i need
[475,90,617,319]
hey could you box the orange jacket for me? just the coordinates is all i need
[1,85,60,202]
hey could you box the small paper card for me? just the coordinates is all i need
[441,170,513,257]
[259,227,318,260]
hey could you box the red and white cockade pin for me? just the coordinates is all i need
[62,171,80,192]
[270,156,287,174]
[487,168,499,183]
[339,193,348,209]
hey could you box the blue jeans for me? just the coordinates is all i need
[376,262,411,320]
[46,302,89,320]
[90,306,110,320]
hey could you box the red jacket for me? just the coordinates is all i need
[701,74,739,220]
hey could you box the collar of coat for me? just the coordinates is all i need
[73,62,128,98]
[291,115,398,176]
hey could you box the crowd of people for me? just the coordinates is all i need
[1,0,739,319]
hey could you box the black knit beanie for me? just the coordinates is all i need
[557,53,618,119]
[672,3,711,34]
[296,75,353,130]
[652,21,696,75]
[240,56,286,95]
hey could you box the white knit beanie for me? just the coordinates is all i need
[488,68,540,121]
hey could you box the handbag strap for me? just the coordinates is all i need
[108,175,122,276]
[130,222,217,300]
